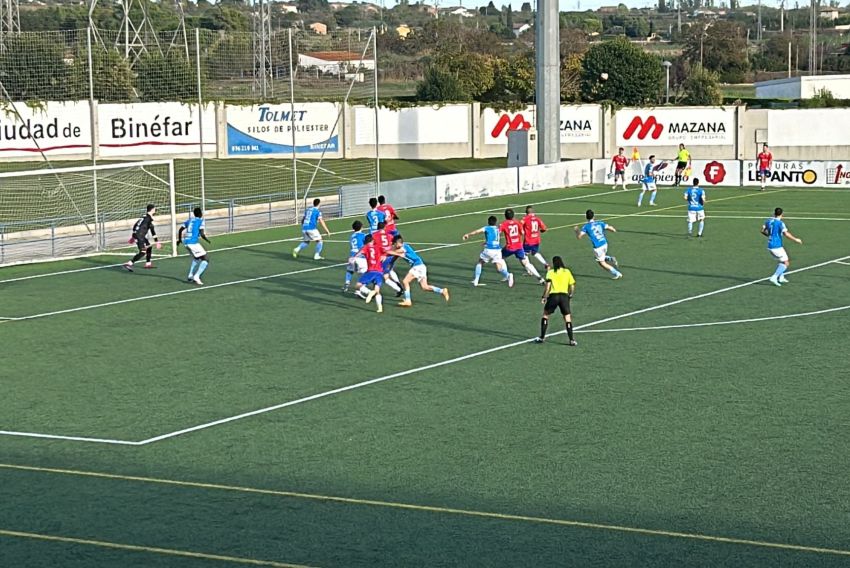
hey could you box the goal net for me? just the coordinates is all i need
[0,160,176,266]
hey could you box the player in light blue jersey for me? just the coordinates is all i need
[462,215,514,288]
[387,235,450,307]
[366,197,386,233]
[638,155,659,207]
[293,198,331,260]
[344,220,368,292]
[684,178,707,237]
[575,209,622,279]
[762,207,803,287]
[177,207,212,285]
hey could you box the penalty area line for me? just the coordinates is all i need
[132,253,850,447]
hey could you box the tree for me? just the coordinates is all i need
[682,65,722,105]
[81,48,136,102]
[135,51,199,102]
[520,2,532,12]
[0,34,71,100]
[199,6,250,31]
[416,67,466,101]
[205,34,253,80]
[483,51,535,102]
[683,20,749,83]
[580,37,663,105]
[624,16,650,38]
[561,53,583,102]
[505,5,515,36]
[335,4,362,27]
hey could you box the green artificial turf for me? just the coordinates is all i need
[1,184,849,567]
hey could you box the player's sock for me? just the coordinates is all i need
[358,285,370,297]
[473,264,482,284]
[294,242,308,254]
[196,260,209,278]
[534,252,547,267]
[145,247,153,262]
[566,321,574,341]
[375,294,383,308]
[610,267,621,276]
[188,259,199,278]
[344,270,353,285]
[650,190,657,205]
[523,260,541,279]
[431,286,443,295]
[403,289,411,301]
[385,279,401,293]
[539,317,549,339]
[698,221,704,236]
[637,192,644,206]
[315,242,324,255]
[499,266,510,279]
[389,270,401,285]
[774,264,787,278]
[687,221,693,234]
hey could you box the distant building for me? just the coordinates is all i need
[279,4,298,14]
[598,5,620,14]
[443,6,475,17]
[419,4,439,17]
[396,24,412,39]
[298,51,377,75]
[309,22,328,35]
[819,7,840,20]
[755,74,850,99]
[512,23,531,37]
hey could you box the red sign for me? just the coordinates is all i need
[622,116,664,141]
[703,161,726,184]
[491,114,531,139]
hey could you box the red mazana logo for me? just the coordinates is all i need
[622,116,664,140]
[491,114,531,138]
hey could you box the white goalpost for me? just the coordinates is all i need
[0,159,177,267]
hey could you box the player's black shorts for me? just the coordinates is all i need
[614,169,625,176]
[544,293,571,315]
[677,161,688,170]
[135,237,150,251]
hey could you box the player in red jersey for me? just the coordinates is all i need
[376,195,399,236]
[521,205,549,271]
[609,147,630,190]
[372,221,402,296]
[355,235,385,313]
[757,144,773,191]
[500,209,544,284]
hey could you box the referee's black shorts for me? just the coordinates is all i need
[135,237,150,252]
[544,293,571,316]
[677,161,688,171]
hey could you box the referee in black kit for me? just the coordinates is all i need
[534,256,578,346]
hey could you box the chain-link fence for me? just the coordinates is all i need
[0,27,378,261]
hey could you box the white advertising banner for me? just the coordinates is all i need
[97,103,215,157]
[225,103,340,155]
[518,160,592,193]
[354,105,469,145]
[615,107,735,147]
[767,109,850,147]
[0,101,91,157]
[435,168,518,204]
[592,158,740,186]
[742,160,825,187]
[823,162,850,187]
[483,105,601,145]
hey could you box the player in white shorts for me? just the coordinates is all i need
[684,178,707,237]
[463,215,514,287]
[177,207,212,285]
[293,198,331,260]
[387,235,450,307]
[762,207,803,286]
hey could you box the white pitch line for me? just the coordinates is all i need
[6,243,462,322]
[0,186,625,285]
[536,212,850,222]
[129,253,850,447]
[0,430,140,446]
[835,261,850,267]
[580,305,850,334]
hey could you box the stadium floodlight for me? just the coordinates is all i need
[662,61,672,104]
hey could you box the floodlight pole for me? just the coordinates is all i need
[535,0,560,164]
[663,60,672,104]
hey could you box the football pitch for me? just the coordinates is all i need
[2,183,849,567]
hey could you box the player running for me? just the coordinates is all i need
[366,197,385,233]
[757,144,773,191]
[355,234,385,313]
[177,207,212,285]
[674,143,691,187]
[376,195,400,236]
[638,155,658,207]
[462,216,514,288]
[293,198,331,260]
[609,147,630,190]
[684,178,707,238]
[534,256,577,347]
[521,205,549,271]
[500,209,544,284]
[373,221,403,296]
[762,207,803,287]
[387,235,450,307]
[575,209,623,280]
[123,204,161,272]
[344,220,367,292]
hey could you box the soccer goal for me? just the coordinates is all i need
[0,160,177,267]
